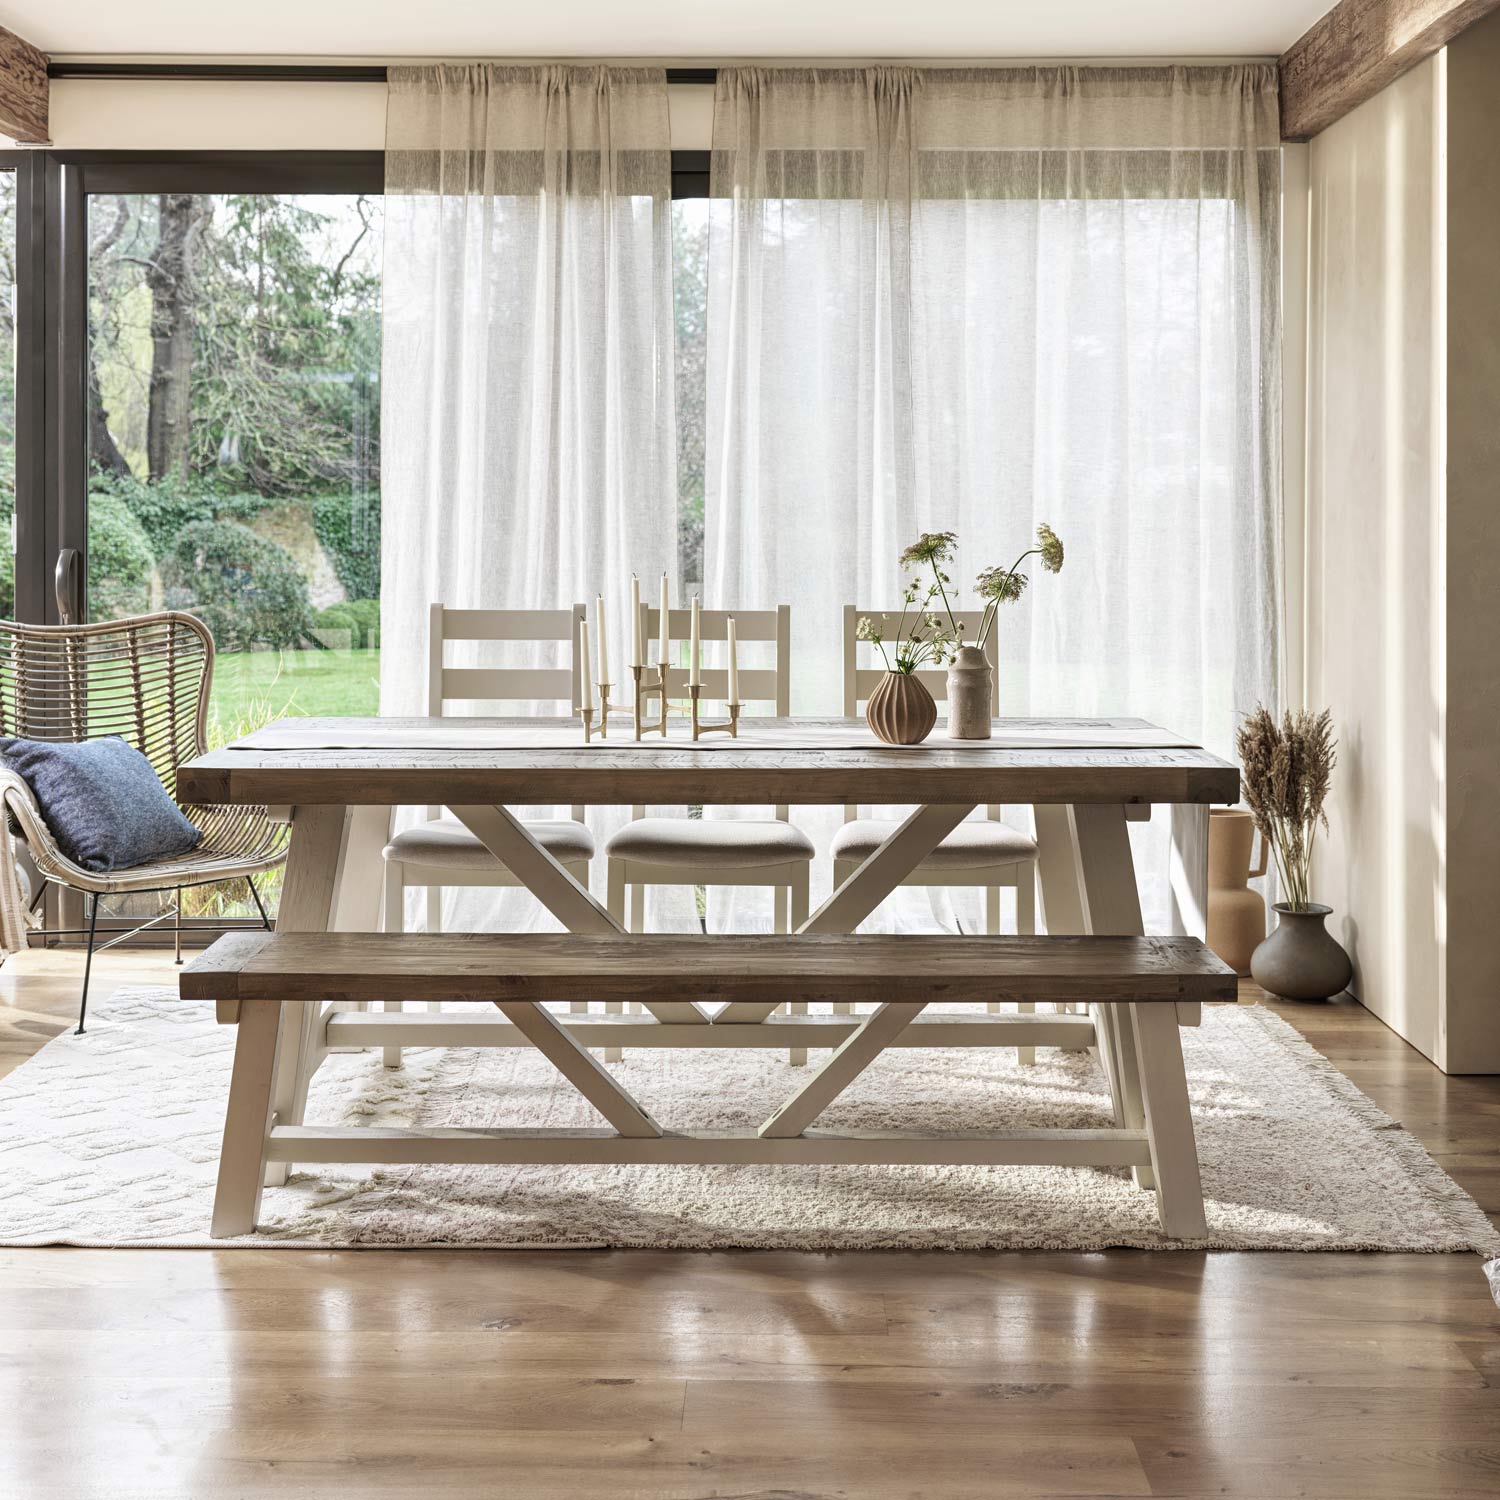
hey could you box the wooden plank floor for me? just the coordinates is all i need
[1,947,1497,1499]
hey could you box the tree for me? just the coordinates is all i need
[87,196,133,479]
[145,193,211,481]
[190,194,381,496]
[87,192,382,498]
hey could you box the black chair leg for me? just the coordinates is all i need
[75,893,100,1036]
[246,875,272,930]
[174,887,183,965]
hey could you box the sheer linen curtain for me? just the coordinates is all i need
[706,66,1282,933]
[382,64,689,931]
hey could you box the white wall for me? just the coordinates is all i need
[1306,25,1500,1073]
[1305,58,1446,1063]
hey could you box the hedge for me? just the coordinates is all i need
[88,490,155,619]
[312,493,382,603]
[161,520,314,651]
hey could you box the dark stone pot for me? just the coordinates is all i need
[1250,902,1353,1001]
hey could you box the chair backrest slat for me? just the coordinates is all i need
[427,603,589,823]
[429,603,586,715]
[638,603,791,716]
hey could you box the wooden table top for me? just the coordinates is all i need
[177,716,1239,807]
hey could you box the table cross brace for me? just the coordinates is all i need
[759,1000,928,1138]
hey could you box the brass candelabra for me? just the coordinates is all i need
[630,662,674,740]
[689,683,741,740]
[578,681,634,742]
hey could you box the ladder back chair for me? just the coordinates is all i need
[603,604,814,1062]
[380,603,592,1065]
[0,613,287,1031]
[839,604,1041,1052]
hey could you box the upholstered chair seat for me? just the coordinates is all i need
[386,816,595,870]
[831,818,1037,872]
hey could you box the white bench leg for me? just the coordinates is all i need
[603,862,631,1063]
[786,863,809,1067]
[265,803,353,1185]
[1012,867,1040,1064]
[212,999,282,1238]
[1104,1003,1153,1188]
[1131,1002,1208,1239]
[384,859,406,1069]
[985,884,1002,968]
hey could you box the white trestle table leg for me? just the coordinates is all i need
[449,805,708,1026]
[263,803,357,1188]
[1036,800,1206,1209]
[716,803,975,1026]
[1068,803,1153,1187]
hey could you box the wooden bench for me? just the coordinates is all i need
[184,932,1235,1240]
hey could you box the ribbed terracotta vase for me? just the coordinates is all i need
[866,671,937,745]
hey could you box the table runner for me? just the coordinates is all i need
[230,720,1201,754]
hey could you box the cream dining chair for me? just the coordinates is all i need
[603,603,814,1062]
[380,603,592,1066]
[836,604,1042,1054]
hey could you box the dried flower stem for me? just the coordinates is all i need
[1236,706,1336,912]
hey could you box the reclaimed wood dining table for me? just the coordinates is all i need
[176,715,1239,1237]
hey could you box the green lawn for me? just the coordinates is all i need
[208,647,380,735]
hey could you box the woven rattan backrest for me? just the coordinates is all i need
[0,613,214,790]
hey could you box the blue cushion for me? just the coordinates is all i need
[0,735,202,874]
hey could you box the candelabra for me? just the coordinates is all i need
[629,662,673,740]
[689,684,741,740]
[579,681,633,742]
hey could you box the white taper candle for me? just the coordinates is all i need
[579,621,594,710]
[658,573,670,666]
[689,595,702,686]
[595,594,609,685]
[630,574,641,667]
[727,615,739,704]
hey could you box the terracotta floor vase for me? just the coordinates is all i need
[1206,808,1268,975]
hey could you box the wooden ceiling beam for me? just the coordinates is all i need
[0,23,47,144]
[1280,0,1500,140]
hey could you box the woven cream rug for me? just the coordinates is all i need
[2,988,1497,1278]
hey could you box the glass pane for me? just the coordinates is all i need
[0,168,15,621]
[87,193,382,709]
[86,191,382,918]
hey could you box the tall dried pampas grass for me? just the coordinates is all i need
[1236,706,1336,911]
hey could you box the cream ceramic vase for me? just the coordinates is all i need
[866,672,937,745]
[945,645,993,740]
[1206,807,1268,975]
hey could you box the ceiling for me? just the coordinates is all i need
[8,1,1336,63]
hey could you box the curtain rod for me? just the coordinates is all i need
[47,62,720,84]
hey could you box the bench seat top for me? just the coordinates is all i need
[182,932,1237,1008]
